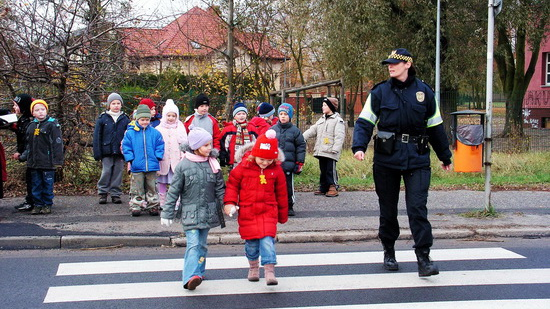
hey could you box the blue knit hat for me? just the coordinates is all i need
[232,102,248,117]
[257,102,274,118]
[278,103,293,119]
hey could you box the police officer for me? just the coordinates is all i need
[352,48,452,277]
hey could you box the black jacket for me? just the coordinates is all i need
[272,122,306,173]
[93,112,130,160]
[20,116,64,169]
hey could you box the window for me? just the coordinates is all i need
[546,53,550,85]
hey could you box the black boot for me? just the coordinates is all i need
[288,203,295,216]
[415,248,439,277]
[383,243,399,271]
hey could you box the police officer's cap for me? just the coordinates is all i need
[381,48,413,65]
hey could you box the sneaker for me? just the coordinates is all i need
[184,276,202,290]
[41,206,52,214]
[99,194,107,204]
[15,202,34,211]
[148,207,159,216]
[111,196,122,204]
[288,208,296,216]
[31,207,43,215]
[130,208,141,217]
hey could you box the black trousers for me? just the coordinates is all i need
[317,156,338,193]
[373,164,433,249]
[284,171,295,210]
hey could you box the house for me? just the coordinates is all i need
[120,6,287,90]
[523,35,550,129]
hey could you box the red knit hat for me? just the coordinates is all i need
[251,129,279,159]
[139,98,156,110]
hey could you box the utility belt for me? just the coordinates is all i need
[374,131,430,155]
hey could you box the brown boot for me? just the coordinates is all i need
[325,185,339,197]
[247,260,260,282]
[264,264,278,285]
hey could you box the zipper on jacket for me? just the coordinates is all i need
[142,128,148,171]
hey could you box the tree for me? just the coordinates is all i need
[494,0,550,137]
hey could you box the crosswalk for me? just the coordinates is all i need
[44,247,550,307]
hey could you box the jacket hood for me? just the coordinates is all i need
[234,141,285,165]
[180,142,219,159]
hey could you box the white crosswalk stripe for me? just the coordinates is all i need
[44,247,550,307]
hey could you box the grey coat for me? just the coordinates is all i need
[161,143,225,230]
[302,113,346,161]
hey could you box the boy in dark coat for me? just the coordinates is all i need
[93,93,131,204]
[271,103,306,216]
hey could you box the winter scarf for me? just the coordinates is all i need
[234,120,251,146]
[182,151,220,173]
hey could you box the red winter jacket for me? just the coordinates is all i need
[249,116,278,136]
[224,148,288,240]
[219,121,258,166]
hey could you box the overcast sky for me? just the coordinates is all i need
[131,0,205,17]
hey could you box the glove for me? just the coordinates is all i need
[219,150,229,167]
[293,162,304,175]
[229,205,239,217]
[161,218,173,227]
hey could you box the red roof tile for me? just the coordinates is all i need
[121,6,286,60]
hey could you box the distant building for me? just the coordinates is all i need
[120,6,287,90]
[524,35,550,129]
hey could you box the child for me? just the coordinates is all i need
[93,93,131,204]
[249,102,278,135]
[19,99,64,215]
[11,94,35,211]
[122,104,165,216]
[271,103,306,216]
[160,126,225,291]
[184,93,221,149]
[223,129,288,285]
[138,98,161,127]
[302,97,345,197]
[156,99,187,208]
[219,102,257,168]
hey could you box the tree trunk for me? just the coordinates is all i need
[225,0,235,121]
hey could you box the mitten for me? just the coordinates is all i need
[161,218,173,227]
[293,162,304,174]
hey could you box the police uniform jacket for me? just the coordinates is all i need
[352,77,452,170]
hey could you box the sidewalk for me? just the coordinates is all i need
[0,190,549,250]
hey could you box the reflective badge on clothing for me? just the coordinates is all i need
[416,91,425,102]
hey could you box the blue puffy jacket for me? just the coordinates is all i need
[122,122,165,173]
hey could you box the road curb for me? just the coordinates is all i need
[1,228,548,250]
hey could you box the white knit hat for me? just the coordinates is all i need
[162,99,179,119]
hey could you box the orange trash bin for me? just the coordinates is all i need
[450,111,485,173]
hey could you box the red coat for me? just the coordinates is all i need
[249,116,278,136]
[224,151,288,239]
[219,121,258,165]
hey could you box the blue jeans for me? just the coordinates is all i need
[183,229,209,285]
[30,169,55,207]
[245,236,277,265]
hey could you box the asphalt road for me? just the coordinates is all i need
[1,238,549,309]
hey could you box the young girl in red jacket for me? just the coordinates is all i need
[223,129,288,285]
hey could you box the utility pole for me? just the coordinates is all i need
[484,0,503,212]
[225,0,235,121]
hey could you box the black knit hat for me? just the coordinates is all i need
[194,93,210,109]
[14,94,33,117]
